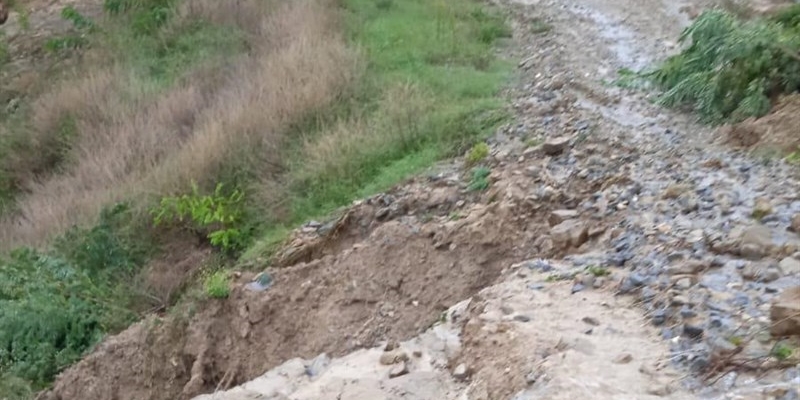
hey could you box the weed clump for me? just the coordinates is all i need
[647,6,800,123]
[468,166,491,191]
[465,141,489,165]
[204,270,230,299]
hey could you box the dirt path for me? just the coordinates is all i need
[40,0,800,399]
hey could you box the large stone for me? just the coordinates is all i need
[662,183,691,199]
[379,350,408,366]
[551,219,588,249]
[542,137,570,155]
[771,286,800,337]
[739,225,773,260]
[548,209,579,227]
[779,257,800,276]
[752,197,773,220]
[791,214,800,233]
[741,262,781,282]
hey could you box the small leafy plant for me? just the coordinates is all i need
[771,341,796,361]
[468,166,491,191]
[465,142,489,166]
[44,6,96,52]
[152,182,246,252]
[586,265,610,277]
[204,270,230,299]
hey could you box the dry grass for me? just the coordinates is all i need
[0,0,358,249]
[295,83,429,186]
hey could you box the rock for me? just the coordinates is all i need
[384,340,399,352]
[770,286,800,337]
[667,260,707,275]
[739,225,773,259]
[742,262,781,282]
[662,183,691,199]
[675,277,693,290]
[514,315,531,322]
[790,214,800,233]
[740,244,765,260]
[577,273,596,288]
[612,353,633,364]
[677,192,699,213]
[379,350,408,366]
[779,257,800,275]
[646,383,674,396]
[709,336,739,356]
[542,137,570,155]
[571,283,585,294]
[752,197,773,220]
[551,220,589,249]
[682,324,704,339]
[388,361,409,378]
[453,363,469,380]
[582,316,600,326]
[305,353,330,377]
[651,309,667,326]
[548,209,579,227]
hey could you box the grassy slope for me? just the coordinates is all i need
[0,0,512,394]
[245,0,512,259]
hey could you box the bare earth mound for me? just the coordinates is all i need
[721,94,800,153]
[39,165,600,400]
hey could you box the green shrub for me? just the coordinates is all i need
[152,182,248,253]
[468,166,491,191]
[646,8,800,123]
[771,341,796,361]
[43,6,96,52]
[0,203,147,388]
[465,142,489,165]
[104,0,176,36]
[203,270,230,299]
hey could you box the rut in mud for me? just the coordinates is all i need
[40,0,800,399]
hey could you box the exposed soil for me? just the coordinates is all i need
[37,0,800,399]
[39,169,601,400]
[722,94,800,154]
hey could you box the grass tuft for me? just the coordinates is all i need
[645,7,800,123]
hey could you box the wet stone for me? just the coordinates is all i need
[651,309,667,326]
[682,324,704,339]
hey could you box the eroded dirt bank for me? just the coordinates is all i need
[40,0,800,399]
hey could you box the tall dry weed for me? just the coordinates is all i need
[0,0,358,249]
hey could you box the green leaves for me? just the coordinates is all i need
[0,206,144,389]
[152,182,248,253]
[647,8,800,123]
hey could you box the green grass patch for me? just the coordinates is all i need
[0,203,153,391]
[465,141,490,166]
[246,0,512,261]
[203,270,230,299]
[643,7,800,123]
[468,166,491,191]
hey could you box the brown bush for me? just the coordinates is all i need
[0,0,358,249]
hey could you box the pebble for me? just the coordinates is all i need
[453,363,469,380]
[682,324,704,339]
[612,353,633,364]
[581,316,600,326]
[571,283,585,294]
[379,350,408,366]
[388,361,409,378]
